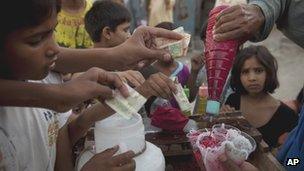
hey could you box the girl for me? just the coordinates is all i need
[222,45,298,148]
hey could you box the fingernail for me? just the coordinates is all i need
[111,90,115,97]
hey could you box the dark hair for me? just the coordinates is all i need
[155,22,178,31]
[231,45,279,94]
[200,22,207,41]
[84,0,131,43]
[297,86,304,107]
[0,0,61,48]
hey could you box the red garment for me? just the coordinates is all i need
[151,107,189,131]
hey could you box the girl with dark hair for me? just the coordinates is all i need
[222,45,298,148]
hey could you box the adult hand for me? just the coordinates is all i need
[213,4,265,42]
[219,154,259,171]
[118,26,183,70]
[82,146,136,171]
[116,70,145,87]
[53,67,128,112]
[191,53,205,73]
[137,73,176,99]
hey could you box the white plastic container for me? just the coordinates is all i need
[76,142,165,171]
[95,113,145,154]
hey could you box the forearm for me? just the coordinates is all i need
[55,46,123,73]
[68,103,115,146]
[187,71,199,102]
[67,86,151,146]
[0,79,61,110]
[248,0,286,41]
[55,124,74,171]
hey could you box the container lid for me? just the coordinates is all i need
[199,86,208,97]
[206,100,220,115]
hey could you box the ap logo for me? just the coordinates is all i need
[286,158,300,166]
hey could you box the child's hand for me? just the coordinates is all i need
[82,146,135,171]
[191,53,205,73]
[52,68,128,112]
[220,105,236,114]
[116,70,145,87]
[119,26,183,70]
[219,154,259,171]
[136,73,177,99]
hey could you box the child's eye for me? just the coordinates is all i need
[124,28,130,34]
[28,36,43,46]
[27,30,53,46]
[241,70,249,75]
[255,68,264,74]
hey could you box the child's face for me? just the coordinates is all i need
[108,22,131,47]
[1,12,59,80]
[240,56,266,95]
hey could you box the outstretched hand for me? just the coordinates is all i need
[137,72,177,99]
[119,26,183,70]
[116,70,145,87]
[53,67,128,112]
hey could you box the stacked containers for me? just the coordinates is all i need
[204,5,239,115]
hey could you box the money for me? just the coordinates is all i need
[171,77,192,115]
[105,83,147,119]
[155,27,191,58]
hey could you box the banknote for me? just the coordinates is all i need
[155,27,191,58]
[105,83,147,119]
[171,77,192,114]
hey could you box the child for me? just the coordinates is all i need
[55,0,93,48]
[146,22,204,115]
[84,0,145,87]
[84,0,131,48]
[222,45,298,148]
[0,0,177,170]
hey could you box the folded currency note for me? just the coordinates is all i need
[105,83,147,119]
[171,77,192,114]
[155,27,191,58]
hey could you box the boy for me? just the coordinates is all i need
[85,0,132,49]
[84,0,144,87]
[0,0,177,170]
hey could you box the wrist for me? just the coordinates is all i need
[111,44,129,70]
[43,84,64,112]
[252,4,265,27]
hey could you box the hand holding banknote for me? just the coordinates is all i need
[105,73,177,119]
[119,26,183,70]
[155,27,191,58]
